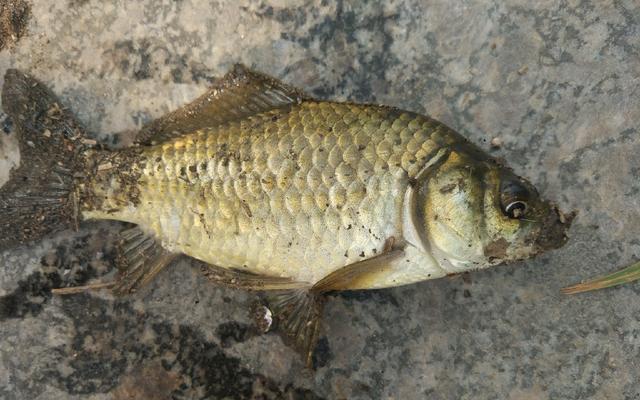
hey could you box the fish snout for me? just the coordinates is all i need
[534,203,576,251]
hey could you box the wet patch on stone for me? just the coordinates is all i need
[216,320,255,348]
[0,270,61,320]
[312,336,332,369]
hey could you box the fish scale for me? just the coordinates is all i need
[84,101,460,284]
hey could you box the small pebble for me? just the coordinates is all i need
[81,138,98,145]
[252,304,273,334]
[97,162,113,171]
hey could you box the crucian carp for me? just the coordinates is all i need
[0,65,573,366]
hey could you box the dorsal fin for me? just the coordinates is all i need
[135,64,307,145]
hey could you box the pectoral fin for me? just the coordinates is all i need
[312,248,405,292]
[135,64,306,145]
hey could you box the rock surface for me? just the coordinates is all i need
[1,1,639,399]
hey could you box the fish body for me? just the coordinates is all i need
[82,102,464,287]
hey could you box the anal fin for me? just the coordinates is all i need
[266,289,324,368]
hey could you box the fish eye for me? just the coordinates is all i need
[500,179,530,219]
[504,200,527,219]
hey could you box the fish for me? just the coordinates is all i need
[0,65,573,366]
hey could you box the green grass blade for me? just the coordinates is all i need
[562,260,640,294]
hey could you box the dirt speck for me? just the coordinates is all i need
[439,183,457,194]
[517,65,529,75]
[0,0,30,51]
[68,0,90,7]
[484,238,509,259]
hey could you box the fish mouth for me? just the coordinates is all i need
[533,203,576,251]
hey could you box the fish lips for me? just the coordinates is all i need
[532,203,576,252]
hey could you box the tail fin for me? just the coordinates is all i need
[0,69,90,250]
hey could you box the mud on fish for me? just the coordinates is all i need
[0,65,573,366]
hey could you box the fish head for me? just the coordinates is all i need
[412,148,574,273]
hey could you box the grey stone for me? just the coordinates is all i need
[0,0,639,399]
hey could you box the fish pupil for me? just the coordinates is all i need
[505,201,527,219]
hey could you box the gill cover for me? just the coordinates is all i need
[405,146,573,273]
